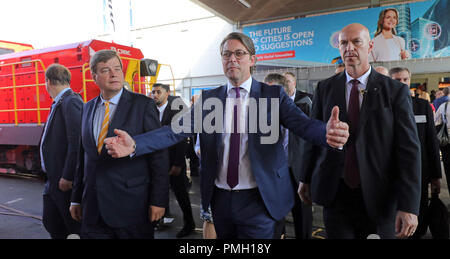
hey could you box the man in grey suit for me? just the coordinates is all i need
[40,64,82,239]
[264,73,313,239]
[299,23,421,239]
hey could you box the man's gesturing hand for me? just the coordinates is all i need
[104,129,135,158]
[326,106,349,149]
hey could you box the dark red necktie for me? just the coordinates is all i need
[227,87,240,189]
[344,79,360,188]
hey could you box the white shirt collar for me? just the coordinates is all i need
[290,90,296,101]
[226,76,252,95]
[345,66,371,87]
[158,100,168,114]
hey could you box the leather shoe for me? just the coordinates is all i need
[176,224,195,238]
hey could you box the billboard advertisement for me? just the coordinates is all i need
[243,0,450,65]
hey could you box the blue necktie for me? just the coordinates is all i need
[227,87,240,189]
[344,79,360,188]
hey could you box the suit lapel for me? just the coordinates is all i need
[358,69,380,130]
[214,85,227,158]
[161,102,171,126]
[87,96,100,156]
[335,73,348,123]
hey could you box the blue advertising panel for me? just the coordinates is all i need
[243,0,449,64]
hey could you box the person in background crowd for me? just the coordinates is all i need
[186,95,200,177]
[70,50,169,239]
[370,8,410,62]
[417,83,431,102]
[299,23,421,239]
[433,87,449,110]
[40,64,82,239]
[151,83,196,238]
[104,32,349,239]
[430,90,436,103]
[389,67,442,239]
[264,72,314,239]
[335,64,345,74]
[435,88,450,206]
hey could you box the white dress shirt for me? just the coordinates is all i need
[215,76,257,190]
[345,66,371,110]
[157,101,168,122]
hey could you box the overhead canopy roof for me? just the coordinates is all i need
[191,0,413,26]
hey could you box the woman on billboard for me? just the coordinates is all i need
[370,8,410,62]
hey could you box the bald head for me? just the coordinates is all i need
[340,23,371,41]
[339,23,373,78]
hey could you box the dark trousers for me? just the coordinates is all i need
[273,169,313,239]
[170,169,195,227]
[211,187,276,239]
[42,192,81,239]
[290,168,313,239]
[323,180,395,239]
[81,215,154,239]
[413,181,431,238]
[186,140,199,175]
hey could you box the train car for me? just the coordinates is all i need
[0,40,34,55]
[0,39,163,175]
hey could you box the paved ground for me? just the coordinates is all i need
[0,165,449,239]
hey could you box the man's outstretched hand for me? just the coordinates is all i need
[104,129,135,158]
[326,106,349,149]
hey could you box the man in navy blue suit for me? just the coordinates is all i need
[40,64,82,239]
[69,50,169,239]
[104,32,349,239]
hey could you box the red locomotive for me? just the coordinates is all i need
[0,39,163,175]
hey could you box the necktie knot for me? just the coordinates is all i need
[234,87,241,98]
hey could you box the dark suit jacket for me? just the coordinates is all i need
[71,89,169,228]
[300,70,422,221]
[161,95,188,168]
[41,89,83,195]
[288,90,313,182]
[133,78,328,221]
[412,97,442,183]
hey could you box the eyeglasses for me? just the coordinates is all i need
[221,50,249,60]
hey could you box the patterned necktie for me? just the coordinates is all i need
[227,87,241,189]
[344,79,360,188]
[97,101,110,154]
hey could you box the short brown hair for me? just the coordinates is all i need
[90,49,123,74]
[220,32,256,56]
[45,63,71,86]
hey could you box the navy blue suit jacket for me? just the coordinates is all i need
[41,89,83,195]
[71,89,169,228]
[133,78,327,221]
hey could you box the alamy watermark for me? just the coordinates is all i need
[170,96,280,144]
